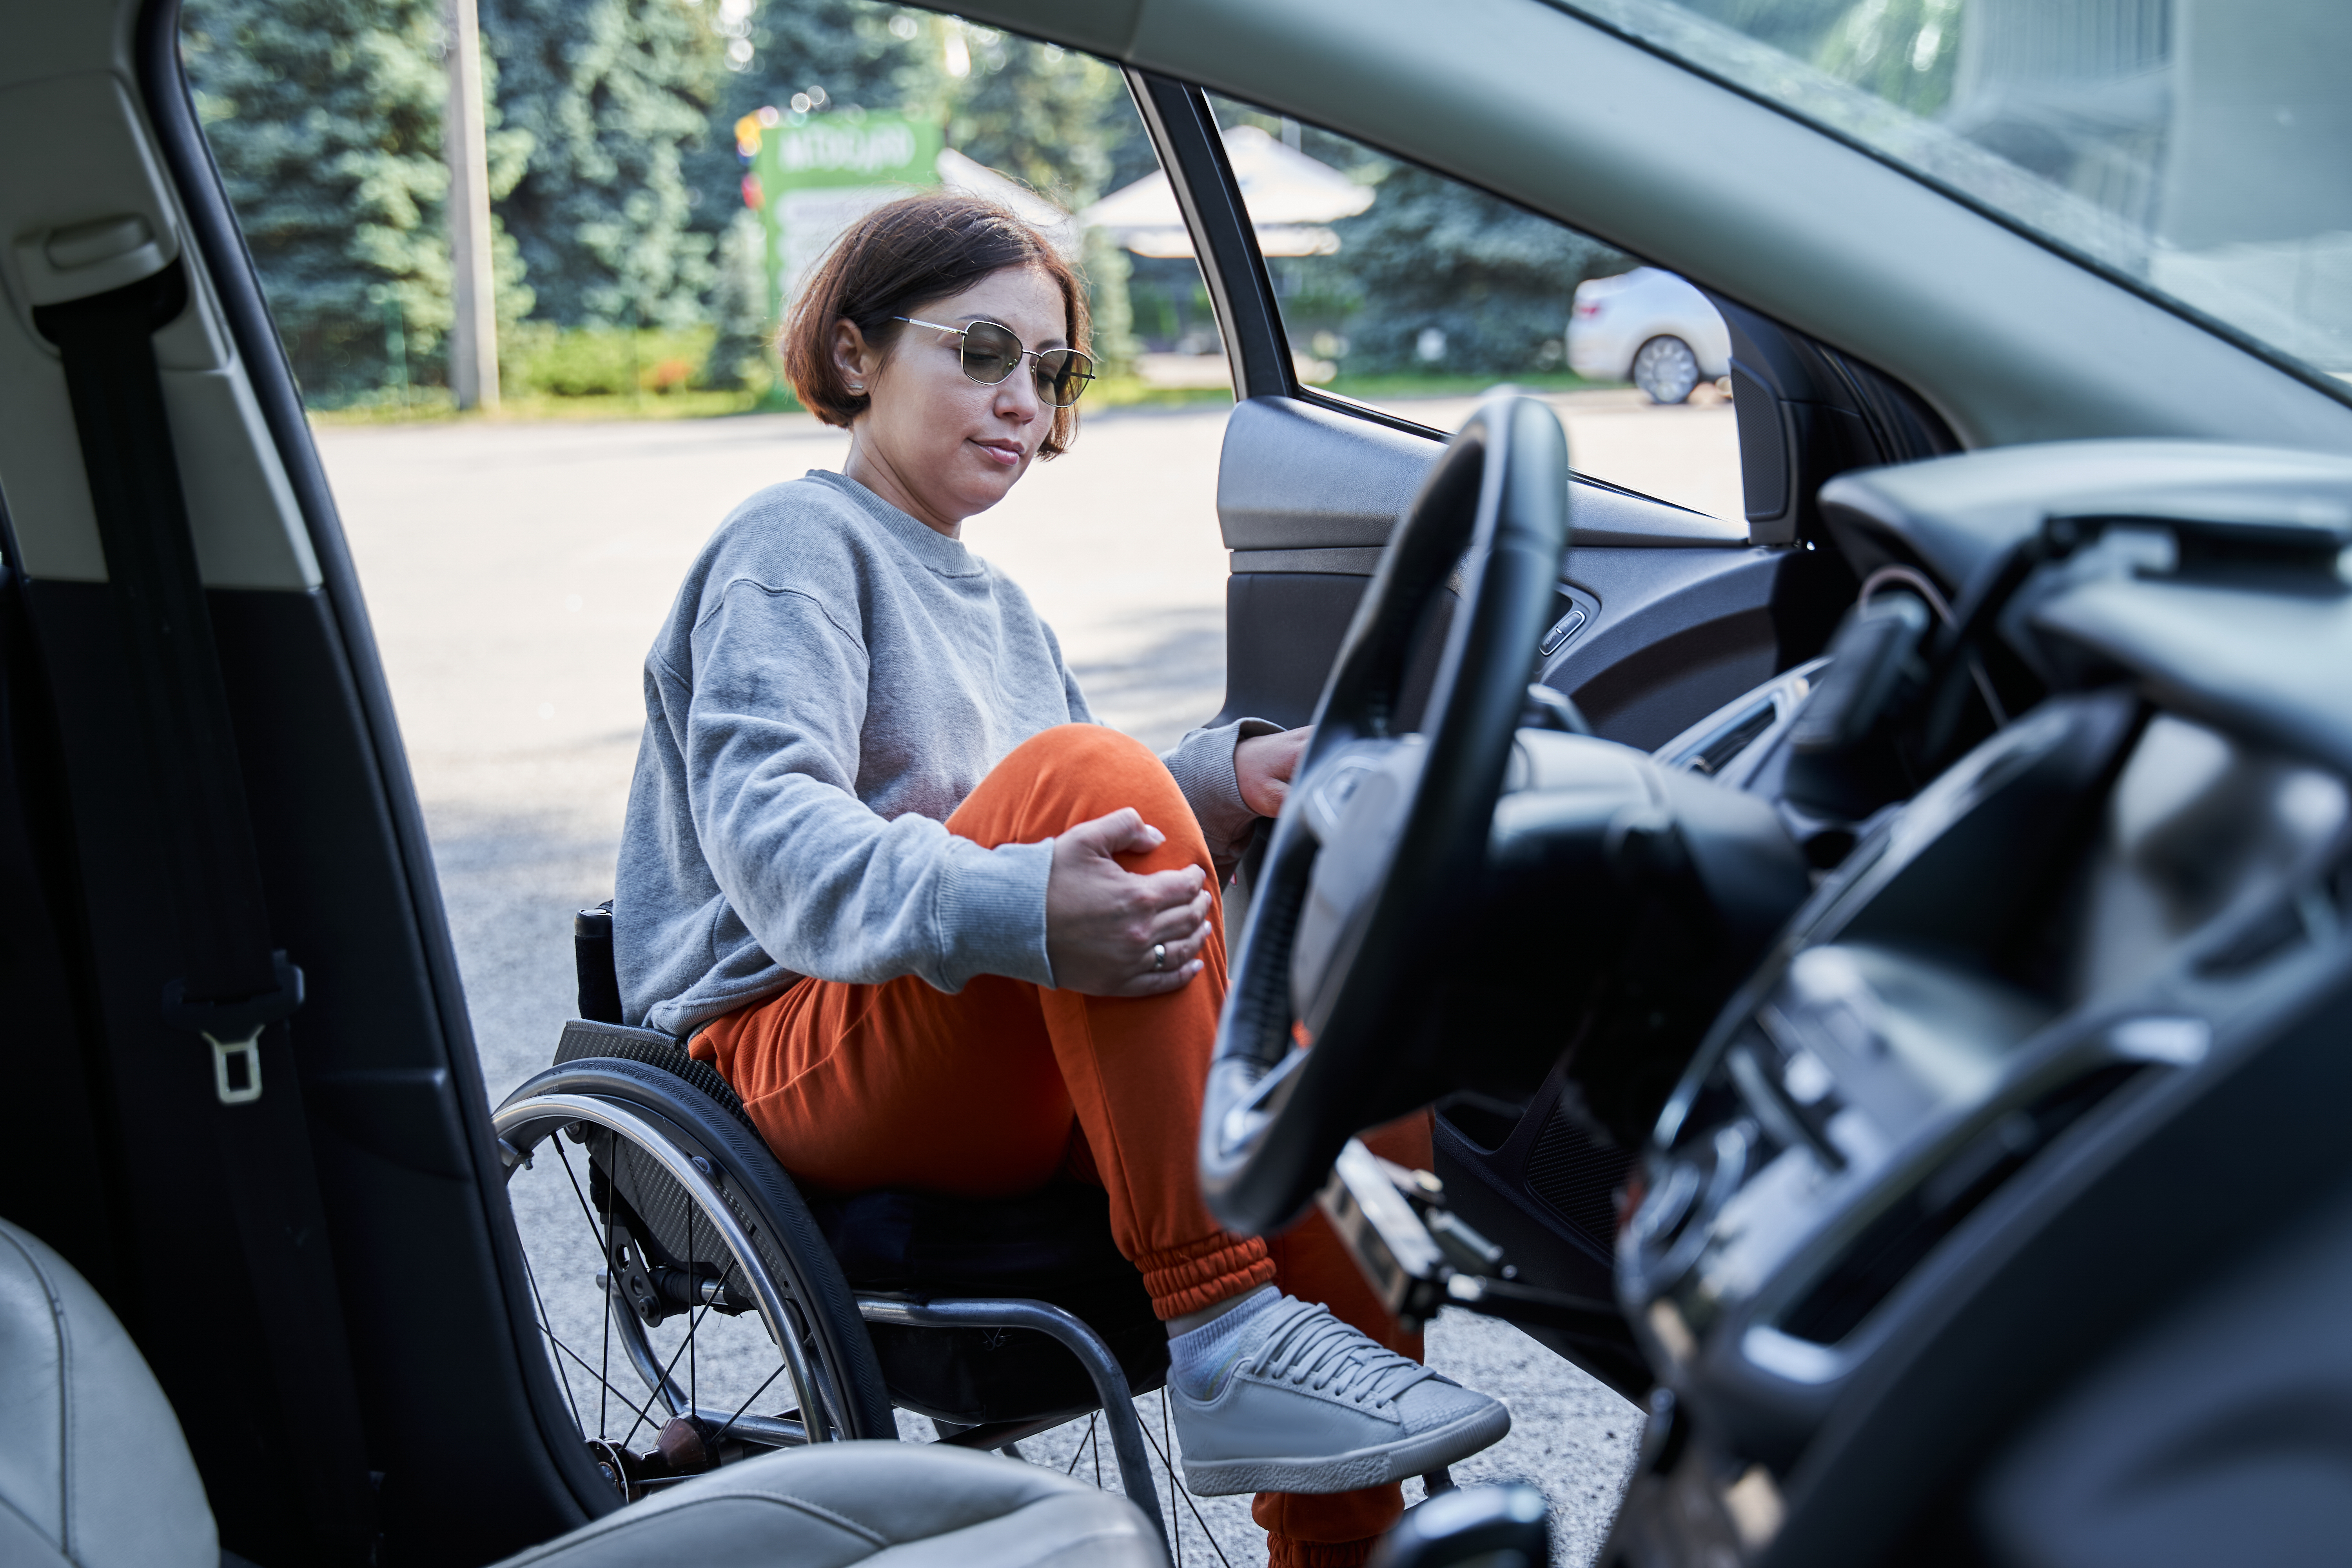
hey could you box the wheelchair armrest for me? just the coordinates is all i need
[555,1017,686,1062]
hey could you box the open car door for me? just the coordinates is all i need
[1116,71,1955,1389]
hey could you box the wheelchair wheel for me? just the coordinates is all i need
[496,1052,1255,1561]
[495,1057,895,1499]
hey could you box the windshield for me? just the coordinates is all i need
[1549,0,2352,390]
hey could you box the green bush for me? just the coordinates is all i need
[502,323,720,398]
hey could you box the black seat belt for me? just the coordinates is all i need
[35,260,378,1561]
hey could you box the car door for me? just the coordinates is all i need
[1124,74,1964,738]
[1104,69,1956,1385]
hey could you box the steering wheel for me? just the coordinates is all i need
[1199,393,1572,1235]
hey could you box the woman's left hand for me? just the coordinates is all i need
[1235,726,1313,818]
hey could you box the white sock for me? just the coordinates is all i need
[1167,1286,1281,1399]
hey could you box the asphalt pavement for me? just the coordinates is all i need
[318,390,1734,1564]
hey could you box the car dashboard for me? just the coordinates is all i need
[1602,439,2352,1566]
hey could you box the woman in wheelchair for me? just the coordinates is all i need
[614,191,1508,1566]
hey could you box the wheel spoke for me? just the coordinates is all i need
[547,1134,615,1439]
[1137,1392,1230,1568]
[521,1248,585,1433]
[620,1288,718,1448]
[707,1361,787,1448]
[511,1103,829,1477]
[536,1313,658,1415]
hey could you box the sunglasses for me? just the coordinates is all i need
[894,316,1096,408]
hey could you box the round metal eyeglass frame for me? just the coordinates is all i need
[894,316,1095,407]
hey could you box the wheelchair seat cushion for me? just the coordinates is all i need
[806,1184,1169,1428]
[810,1181,1133,1293]
[492,1441,1165,1567]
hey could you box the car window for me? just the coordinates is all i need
[1178,93,1744,521]
[1547,0,2352,394]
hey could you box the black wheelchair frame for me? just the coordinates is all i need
[493,907,1173,1550]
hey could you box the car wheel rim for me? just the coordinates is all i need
[1633,336,1700,404]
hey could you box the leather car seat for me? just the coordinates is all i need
[0,1219,217,1568]
[0,1218,1167,1568]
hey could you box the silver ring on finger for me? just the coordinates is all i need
[1152,942,1167,973]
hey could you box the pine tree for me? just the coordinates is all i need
[184,0,534,402]
[909,22,1124,211]
[478,0,730,327]
[687,0,914,216]
[1323,161,1628,376]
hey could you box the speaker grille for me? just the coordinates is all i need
[1523,1106,1636,1251]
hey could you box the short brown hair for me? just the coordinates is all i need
[783,190,1091,458]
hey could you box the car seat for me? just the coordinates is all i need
[0,1215,1166,1568]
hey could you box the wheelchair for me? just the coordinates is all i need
[493,906,1183,1553]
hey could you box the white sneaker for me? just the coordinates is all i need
[1166,1294,1510,1496]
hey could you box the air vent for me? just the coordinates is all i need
[1524,1104,1638,1251]
[1779,1063,2143,1345]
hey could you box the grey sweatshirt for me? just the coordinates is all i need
[616,470,1270,1039]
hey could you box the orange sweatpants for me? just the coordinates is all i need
[692,724,1432,1563]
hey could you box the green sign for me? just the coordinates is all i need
[741,113,942,330]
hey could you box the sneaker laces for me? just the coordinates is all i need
[1247,1301,1437,1408]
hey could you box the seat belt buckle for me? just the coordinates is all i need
[163,952,305,1106]
[206,1028,267,1105]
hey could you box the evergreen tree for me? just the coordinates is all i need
[478,0,730,327]
[904,21,1136,366]
[1322,161,1628,376]
[902,22,1123,211]
[183,0,532,402]
[687,0,914,215]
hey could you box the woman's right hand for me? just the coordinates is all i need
[1045,808,1212,996]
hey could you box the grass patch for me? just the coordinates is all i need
[309,321,800,425]
[309,388,774,425]
[503,322,722,399]
[1085,376,1234,412]
[1317,370,1611,400]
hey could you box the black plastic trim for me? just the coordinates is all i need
[1295,388,1720,516]
[134,0,614,1534]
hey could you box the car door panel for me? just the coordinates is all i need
[1116,57,1877,1397]
[1545,545,1786,750]
[1211,393,1794,748]
[1216,394,1439,549]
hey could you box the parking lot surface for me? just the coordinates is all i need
[320,392,1733,1563]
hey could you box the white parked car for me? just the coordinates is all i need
[1569,265,1733,403]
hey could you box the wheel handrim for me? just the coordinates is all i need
[497,1091,840,1499]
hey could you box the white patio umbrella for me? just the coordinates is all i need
[1080,125,1375,258]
